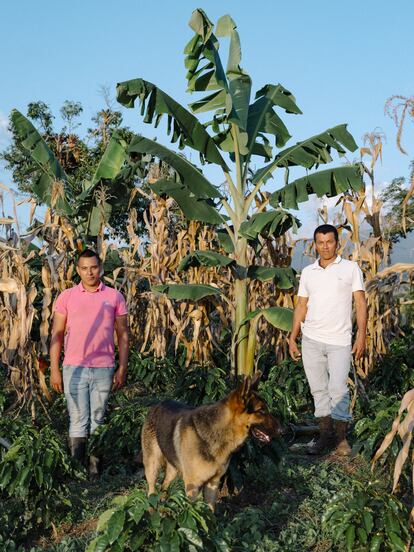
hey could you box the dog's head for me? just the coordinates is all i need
[229,372,282,443]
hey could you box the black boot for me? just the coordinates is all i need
[69,437,87,466]
[89,455,101,482]
[307,416,334,456]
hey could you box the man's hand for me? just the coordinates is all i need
[352,333,366,360]
[289,339,302,362]
[50,368,63,393]
[112,368,127,391]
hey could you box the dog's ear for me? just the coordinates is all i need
[250,371,262,391]
[235,375,252,400]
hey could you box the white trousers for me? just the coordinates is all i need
[302,335,352,421]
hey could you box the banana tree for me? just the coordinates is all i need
[117,9,364,375]
[10,109,133,237]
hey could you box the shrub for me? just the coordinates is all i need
[323,480,411,551]
[0,425,84,530]
[127,351,178,395]
[258,359,313,424]
[86,483,229,551]
[174,365,229,406]
[352,394,401,466]
[368,335,414,397]
[88,397,148,471]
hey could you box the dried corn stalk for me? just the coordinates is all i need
[372,388,414,528]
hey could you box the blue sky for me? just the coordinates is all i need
[1,0,413,240]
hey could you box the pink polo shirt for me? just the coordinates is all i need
[53,282,128,368]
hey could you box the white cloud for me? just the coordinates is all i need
[0,111,11,149]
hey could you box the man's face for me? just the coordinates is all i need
[315,232,337,261]
[76,256,101,288]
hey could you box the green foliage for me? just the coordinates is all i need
[258,359,313,424]
[0,534,26,552]
[0,425,84,530]
[86,483,229,552]
[221,507,266,551]
[128,350,178,395]
[174,365,229,405]
[1,100,149,239]
[380,164,414,243]
[353,394,400,465]
[368,335,414,397]
[273,462,348,551]
[88,396,147,470]
[323,480,411,551]
[225,438,285,496]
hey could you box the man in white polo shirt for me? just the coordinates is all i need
[289,224,367,456]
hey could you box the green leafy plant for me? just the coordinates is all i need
[225,437,285,495]
[86,483,229,551]
[88,397,148,471]
[368,335,414,397]
[258,359,313,424]
[352,394,401,466]
[174,364,229,406]
[323,480,411,551]
[0,425,84,529]
[127,350,178,395]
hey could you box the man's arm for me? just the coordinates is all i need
[49,312,67,393]
[352,290,367,360]
[288,296,309,361]
[113,314,129,390]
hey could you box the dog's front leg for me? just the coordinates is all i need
[203,470,225,512]
[184,481,202,502]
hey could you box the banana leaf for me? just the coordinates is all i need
[239,209,300,240]
[10,110,72,214]
[178,250,234,271]
[246,84,302,157]
[152,283,222,301]
[269,164,364,210]
[150,179,223,225]
[128,136,221,199]
[116,78,228,170]
[243,306,293,332]
[252,124,358,186]
[247,266,296,289]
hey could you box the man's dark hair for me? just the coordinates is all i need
[313,224,338,243]
[77,248,101,265]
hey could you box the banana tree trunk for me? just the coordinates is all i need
[234,236,252,375]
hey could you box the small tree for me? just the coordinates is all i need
[116,9,364,375]
[3,101,149,240]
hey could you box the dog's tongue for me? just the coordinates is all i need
[251,427,271,443]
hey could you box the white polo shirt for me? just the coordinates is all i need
[298,256,365,346]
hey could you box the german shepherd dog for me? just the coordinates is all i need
[141,372,281,510]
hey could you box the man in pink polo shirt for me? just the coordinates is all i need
[50,249,129,478]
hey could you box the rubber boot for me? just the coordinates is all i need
[89,455,101,482]
[333,420,351,456]
[69,437,87,466]
[307,416,334,456]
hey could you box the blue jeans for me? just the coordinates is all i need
[63,365,114,437]
[301,335,352,421]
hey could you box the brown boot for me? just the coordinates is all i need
[89,455,101,482]
[333,420,351,456]
[307,416,334,455]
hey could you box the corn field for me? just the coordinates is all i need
[0,154,412,405]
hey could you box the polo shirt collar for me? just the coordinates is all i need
[311,255,342,270]
[78,281,104,293]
